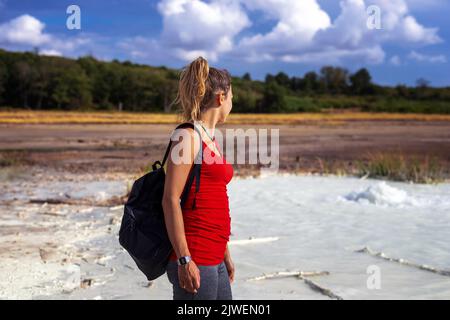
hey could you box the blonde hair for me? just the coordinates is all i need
[173,57,231,122]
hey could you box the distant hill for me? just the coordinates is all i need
[0,49,449,114]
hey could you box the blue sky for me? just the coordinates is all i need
[1,0,449,86]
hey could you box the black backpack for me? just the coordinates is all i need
[118,122,203,281]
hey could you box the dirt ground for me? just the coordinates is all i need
[0,120,449,178]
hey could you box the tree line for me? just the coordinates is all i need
[1,49,449,114]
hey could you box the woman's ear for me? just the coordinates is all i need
[216,93,221,106]
[216,92,225,106]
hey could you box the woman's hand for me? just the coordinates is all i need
[178,260,201,293]
[224,256,235,284]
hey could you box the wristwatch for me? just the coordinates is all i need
[177,256,192,266]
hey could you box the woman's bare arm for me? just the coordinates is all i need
[162,126,201,292]
[162,127,199,258]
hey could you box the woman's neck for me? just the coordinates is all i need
[199,111,219,136]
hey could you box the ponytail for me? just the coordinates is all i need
[173,56,231,122]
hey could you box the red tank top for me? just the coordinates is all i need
[169,138,234,266]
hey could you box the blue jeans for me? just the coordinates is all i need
[166,260,232,300]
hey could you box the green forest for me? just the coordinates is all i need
[0,49,449,114]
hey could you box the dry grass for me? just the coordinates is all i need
[0,152,31,181]
[1,110,450,125]
[0,110,179,124]
[228,113,450,124]
[357,153,446,184]
[0,151,30,167]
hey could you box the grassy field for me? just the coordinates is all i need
[2,110,450,124]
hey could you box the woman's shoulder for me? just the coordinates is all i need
[169,123,202,162]
[171,122,196,138]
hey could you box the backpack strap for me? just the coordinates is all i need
[161,122,203,210]
[161,122,201,167]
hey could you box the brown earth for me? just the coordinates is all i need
[0,121,449,178]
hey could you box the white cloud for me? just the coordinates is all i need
[157,0,251,61]
[405,0,447,10]
[117,36,170,63]
[398,15,440,44]
[153,0,441,65]
[390,55,402,66]
[232,0,379,64]
[408,51,447,63]
[230,0,442,64]
[0,14,51,46]
[39,49,63,57]
[280,46,385,65]
[0,14,104,59]
[0,2,444,69]
[239,0,331,48]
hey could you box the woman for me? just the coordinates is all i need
[162,56,235,300]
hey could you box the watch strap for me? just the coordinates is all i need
[177,256,192,266]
